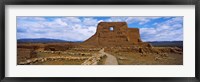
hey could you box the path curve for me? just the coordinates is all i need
[99,48,118,65]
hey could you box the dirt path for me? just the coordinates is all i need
[99,48,118,65]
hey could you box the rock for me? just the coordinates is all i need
[139,48,145,54]
[161,53,168,57]
[155,57,162,61]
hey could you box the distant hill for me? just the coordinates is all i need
[17,38,69,43]
[17,38,183,48]
[148,41,183,48]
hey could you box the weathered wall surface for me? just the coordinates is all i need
[83,22,149,47]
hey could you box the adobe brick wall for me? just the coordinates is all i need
[83,22,149,47]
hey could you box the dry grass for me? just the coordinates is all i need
[106,47,183,65]
[97,56,107,65]
[17,43,183,65]
[17,43,101,65]
[32,59,85,65]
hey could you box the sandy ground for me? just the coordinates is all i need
[99,48,118,65]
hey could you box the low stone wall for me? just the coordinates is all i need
[81,53,106,65]
[18,56,89,65]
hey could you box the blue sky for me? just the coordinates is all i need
[17,16,183,41]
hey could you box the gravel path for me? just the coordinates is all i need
[99,48,118,65]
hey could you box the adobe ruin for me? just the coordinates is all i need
[83,22,150,47]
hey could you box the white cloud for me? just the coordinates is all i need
[17,17,98,41]
[102,17,162,25]
[106,17,127,22]
[125,17,162,25]
[83,18,98,26]
[17,17,46,21]
[98,20,104,23]
[61,17,81,23]
[140,17,183,41]
[17,16,183,41]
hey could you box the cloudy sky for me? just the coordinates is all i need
[17,16,183,42]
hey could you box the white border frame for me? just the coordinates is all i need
[5,5,195,77]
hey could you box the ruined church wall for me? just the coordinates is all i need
[128,28,141,44]
[83,22,148,47]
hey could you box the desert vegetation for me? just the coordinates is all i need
[17,43,104,65]
[17,42,183,65]
[105,47,182,65]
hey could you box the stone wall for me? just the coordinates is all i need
[83,22,150,47]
